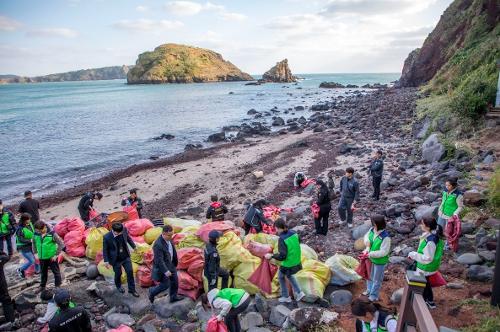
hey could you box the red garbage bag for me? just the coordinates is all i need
[88,209,99,220]
[263,205,281,220]
[57,253,64,264]
[172,233,186,245]
[124,218,153,237]
[300,178,317,188]
[178,270,199,290]
[137,265,154,287]
[311,203,320,219]
[428,271,447,287]
[196,221,234,243]
[188,260,205,282]
[207,316,229,332]
[108,325,134,332]
[143,249,154,268]
[24,263,35,278]
[54,218,70,239]
[355,253,372,281]
[445,215,461,252]
[245,241,273,258]
[67,217,85,233]
[95,251,103,264]
[248,259,278,295]
[262,223,276,235]
[82,228,91,243]
[123,205,139,221]
[178,248,204,270]
[130,235,145,243]
[64,230,85,257]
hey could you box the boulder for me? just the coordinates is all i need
[95,283,151,315]
[456,253,483,265]
[329,290,352,306]
[248,328,272,332]
[254,294,268,315]
[421,133,445,163]
[207,132,226,143]
[466,265,494,282]
[385,203,410,217]
[261,59,296,83]
[484,218,500,229]
[247,109,259,115]
[154,297,195,319]
[269,305,291,327]
[240,312,264,331]
[289,307,338,330]
[413,205,437,222]
[463,190,486,206]
[478,250,495,262]
[460,222,475,234]
[106,313,134,328]
[86,264,99,279]
[319,82,345,88]
[391,288,404,305]
[272,117,285,126]
[352,222,371,240]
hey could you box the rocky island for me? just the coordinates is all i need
[126,43,253,84]
[260,58,297,83]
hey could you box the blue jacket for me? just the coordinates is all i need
[340,176,360,201]
[102,228,136,265]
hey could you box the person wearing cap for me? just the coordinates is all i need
[202,288,251,332]
[121,189,144,218]
[77,191,103,222]
[33,221,64,291]
[204,230,229,291]
[36,289,57,325]
[103,222,139,297]
[48,289,92,332]
[0,200,16,256]
[18,190,40,223]
[149,225,183,303]
[206,194,228,222]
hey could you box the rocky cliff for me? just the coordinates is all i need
[261,59,296,83]
[397,0,499,90]
[127,44,253,84]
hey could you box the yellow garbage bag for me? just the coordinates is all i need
[300,244,318,262]
[130,243,151,264]
[295,259,331,303]
[202,275,233,293]
[181,225,201,235]
[243,233,278,249]
[84,227,108,260]
[217,231,254,270]
[177,233,205,249]
[97,260,139,283]
[163,217,201,233]
[325,254,361,286]
[232,256,261,295]
[144,227,162,245]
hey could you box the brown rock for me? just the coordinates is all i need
[261,59,296,83]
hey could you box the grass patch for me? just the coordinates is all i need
[486,167,500,218]
[459,299,500,332]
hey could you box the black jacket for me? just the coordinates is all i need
[48,305,92,332]
[206,202,228,221]
[204,242,220,283]
[102,229,136,265]
[77,192,94,221]
[272,230,302,276]
[243,205,269,231]
[18,198,40,222]
[339,176,360,201]
[316,186,332,212]
[0,251,10,299]
[152,237,178,281]
[369,159,384,178]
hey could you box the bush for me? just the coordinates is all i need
[487,167,500,217]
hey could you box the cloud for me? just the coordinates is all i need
[136,5,149,12]
[164,1,204,16]
[0,15,22,31]
[26,28,78,38]
[220,12,247,21]
[321,0,438,16]
[113,19,184,31]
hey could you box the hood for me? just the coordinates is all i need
[210,201,222,208]
[207,288,219,304]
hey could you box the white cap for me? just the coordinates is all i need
[207,288,219,305]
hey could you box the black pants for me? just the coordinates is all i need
[423,276,433,302]
[150,270,178,300]
[0,235,13,256]
[113,257,136,292]
[208,268,229,291]
[314,209,330,235]
[225,297,250,332]
[40,259,62,288]
[0,270,15,322]
[372,176,382,200]
[78,208,90,222]
[338,197,354,224]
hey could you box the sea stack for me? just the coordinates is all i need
[127,43,253,84]
[261,59,297,83]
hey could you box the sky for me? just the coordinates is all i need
[0,0,454,76]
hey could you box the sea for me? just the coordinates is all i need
[0,73,399,203]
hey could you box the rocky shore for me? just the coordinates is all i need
[3,86,498,331]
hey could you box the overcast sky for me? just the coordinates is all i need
[0,0,453,76]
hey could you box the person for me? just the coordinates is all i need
[121,188,144,219]
[33,221,64,290]
[149,225,183,303]
[293,171,307,188]
[36,289,58,325]
[437,177,463,232]
[314,179,331,235]
[0,200,16,256]
[0,250,15,325]
[204,230,229,291]
[264,219,305,303]
[338,167,360,228]
[48,289,92,332]
[203,288,251,332]
[206,195,228,222]
[102,222,139,297]
[327,171,336,199]
[363,214,391,302]
[351,298,397,332]
[368,150,384,201]
[16,213,40,278]
[242,199,270,235]
[77,191,103,222]
[18,190,40,223]
[407,217,445,309]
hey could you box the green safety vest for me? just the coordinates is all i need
[416,235,444,273]
[368,229,389,265]
[441,190,459,217]
[363,313,397,332]
[16,224,35,248]
[281,233,301,268]
[0,213,11,235]
[34,232,58,260]
[216,288,245,307]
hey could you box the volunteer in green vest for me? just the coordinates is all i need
[407,217,444,309]
[33,221,65,291]
[437,177,463,232]
[16,213,40,278]
[0,200,16,256]
[363,214,391,302]
[264,218,305,303]
[203,288,251,332]
[351,298,397,332]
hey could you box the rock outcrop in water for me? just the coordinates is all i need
[260,59,296,83]
[127,43,253,84]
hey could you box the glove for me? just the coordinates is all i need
[210,279,217,286]
[216,314,223,322]
[408,251,417,260]
[264,253,272,260]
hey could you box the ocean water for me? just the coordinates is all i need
[0,73,399,202]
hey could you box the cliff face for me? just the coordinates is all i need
[127,44,253,84]
[261,59,296,83]
[398,0,499,90]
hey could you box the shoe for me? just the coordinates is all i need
[368,297,379,302]
[117,287,125,294]
[278,296,292,303]
[296,292,306,302]
[170,296,184,303]
[348,224,353,228]
[129,291,140,297]
[16,268,25,279]
[426,301,436,309]
[362,290,369,296]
